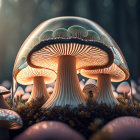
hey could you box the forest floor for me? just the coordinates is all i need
[6,96,140,140]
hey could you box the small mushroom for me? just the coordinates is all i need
[1,80,11,89]
[117,82,130,98]
[25,85,33,93]
[14,86,24,102]
[102,116,140,140]
[0,109,23,140]
[15,121,85,140]
[15,65,56,105]
[83,84,99,101]
[22,93,31,101]
[0,86,11,109]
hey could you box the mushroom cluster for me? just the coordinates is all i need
[13,16,130,109]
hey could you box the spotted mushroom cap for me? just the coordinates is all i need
[15,121,85,140]
[0,109,23,129]
[0,86,11,95]
[12,17,115,73]
[80,54,129,82]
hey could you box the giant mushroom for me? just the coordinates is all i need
[27,17,114,109]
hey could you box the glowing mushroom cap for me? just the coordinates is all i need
[80,34,129,82]
[15,65,56,85]
[0,86,11,95]
[102,117,140,140]
[20,16,115,72]
[15,121,85,140]
[0,109,23,129]
[80,60,129,83]
[12,35,56,86]
[117,82,131,94]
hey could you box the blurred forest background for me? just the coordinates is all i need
[0,0,139,83]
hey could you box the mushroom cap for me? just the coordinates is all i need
[102,117,140,140]
[22,93,30,101]
[1,80,11,89]
[117,82,131,93]
[0,109,23,129]
[13,16,115,73]
[80,60,129,83]
[14,86,24,97]
[83,84,99,95]
[15,121,85,140]
[12,37,56,86]
[0,86,11,95]
[15,65,56,85]
[85,79,96,85]
[25,85,33,93]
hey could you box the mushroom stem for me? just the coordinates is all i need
[96,74,119,107]
[0,95,9,109]
[42,55,86,109]
[27,76,49,105]
[0,128,9,140]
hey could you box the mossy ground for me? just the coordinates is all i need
[6,96,140,140]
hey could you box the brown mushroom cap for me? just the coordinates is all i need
[0,86,11,95]
[0,109,23,129]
